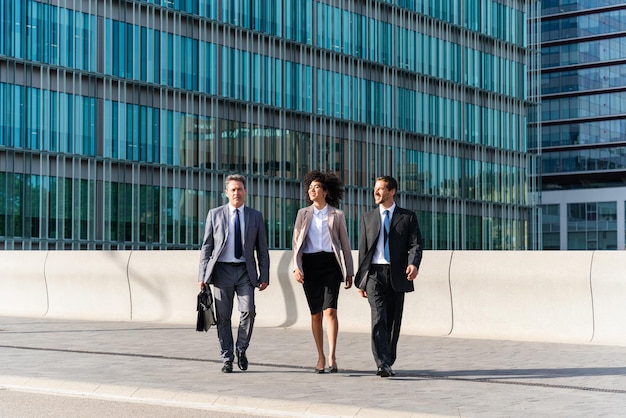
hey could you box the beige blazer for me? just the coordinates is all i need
[292,205,354,279]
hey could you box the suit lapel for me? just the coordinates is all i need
[242,207,251,248]
[243,206,248,232]
[389,208,401,231]
[367,209,381,249]
[217,206,230,254]
[220,206,230,230]
[301,206,314,238]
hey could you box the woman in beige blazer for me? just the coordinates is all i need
[292,170,353,373]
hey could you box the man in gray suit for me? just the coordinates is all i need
[355,176,424,378]
[198,174,270,373]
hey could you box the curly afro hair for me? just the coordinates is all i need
[303,170,344,207]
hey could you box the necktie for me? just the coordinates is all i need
[234,208,243,259]
[383,210,390,262]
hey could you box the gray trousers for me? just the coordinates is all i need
[212,262,256,363]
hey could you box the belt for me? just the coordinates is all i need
[217,262,246,266]
[370,263,390,269]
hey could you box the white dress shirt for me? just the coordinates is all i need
[372,203,395,264]
[303,205,333,254]
[218,204,246,262]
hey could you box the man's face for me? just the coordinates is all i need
[225,180,246,208]
[374,180,395,207]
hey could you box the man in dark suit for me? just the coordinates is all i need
[355,176,424,377]
[198,174,270,373]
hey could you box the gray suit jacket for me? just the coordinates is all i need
[355,206,423,293]
[198,204,270,286]
[292,205,354,279]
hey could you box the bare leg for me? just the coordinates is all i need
[325,308,338,369]
[311,312,325,370]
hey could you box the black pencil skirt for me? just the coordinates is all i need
[301,252,343,314]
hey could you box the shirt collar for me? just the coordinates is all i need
[379,203,396,216]
[229,204,245,213]
[313,204,328,216]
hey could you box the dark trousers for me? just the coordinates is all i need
[365,264,405,367]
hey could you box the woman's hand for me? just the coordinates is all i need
[294,269,304,284]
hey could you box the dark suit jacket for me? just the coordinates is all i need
[355,206,423,293]
[198,204,270,287]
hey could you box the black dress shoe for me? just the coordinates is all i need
[236,350,248,371]
[376,364,394,377]
[221,361,233,373]
[314,367,326,374]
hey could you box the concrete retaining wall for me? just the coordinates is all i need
[44,251,132,321]
[0,251,48,317]
[0,250,624,346]
[449,251,594,343]
[127,251,198,323]
[589,251,626,345]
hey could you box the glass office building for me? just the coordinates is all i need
[538,1,626,250]
[0,0,540,251]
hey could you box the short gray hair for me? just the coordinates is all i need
[225,174,246,189]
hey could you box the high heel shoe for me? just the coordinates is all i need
[314,358,326,373]
[328,362,338,373]
[314,356,327,373]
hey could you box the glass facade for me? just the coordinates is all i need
[567,202,617,250]
[537,1,626,249]
[536,1,626,183]
[0,0,540,250]
[541,204,560,250]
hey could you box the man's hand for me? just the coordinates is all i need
[357,288,367,298]
[258,282,269,291]
[406,264,419,281]
[199,282,205,290]
[344,275,353,289]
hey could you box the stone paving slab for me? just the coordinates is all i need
[1,317,626,417]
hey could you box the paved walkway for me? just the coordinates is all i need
[1,316,626,417]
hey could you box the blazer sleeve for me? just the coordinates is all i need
[198,210,214,282]
[407,209,424,269]
[355,211,373,290]
[335,210,354,276]
[254,210,270,284]
[291,209,305,274]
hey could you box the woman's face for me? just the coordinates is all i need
[308,180,327,205]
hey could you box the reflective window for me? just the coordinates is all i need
[542,9,626,42]
[542,120,626,148]
[543,37,626,68]
[542,92,626,122]
[543,0,625,15]
[542,204,560,250]
[542,64,626,94]
[567,202,617,250]
[542,148,626,175]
